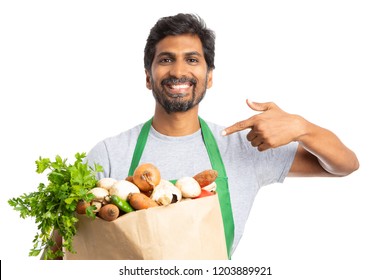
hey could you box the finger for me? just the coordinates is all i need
[246,99,275,112]
[259,140,275,151]
[222,100,275,136]
[246,130,256,141]
[222,117,255,136]
[250,136,264,147]
[257,143,267,152]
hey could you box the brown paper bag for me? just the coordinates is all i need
[64,195,228,260]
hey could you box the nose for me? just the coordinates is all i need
[169,60,188,78]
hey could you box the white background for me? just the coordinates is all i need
[1,0,389,279]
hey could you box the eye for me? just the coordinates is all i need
[159,57,174,64]
[187,58,199,64]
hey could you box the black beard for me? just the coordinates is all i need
[151,76,208,114]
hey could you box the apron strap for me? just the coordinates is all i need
[128,118,152,176]
[128,117,235,258]
[198,117,235,259]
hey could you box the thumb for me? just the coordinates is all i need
[246,99,273,112]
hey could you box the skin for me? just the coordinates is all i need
[145,34,212,136]
[49,229,63,260]
[146,33,359,177]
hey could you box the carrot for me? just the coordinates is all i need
[128,193,158,210]
[75,200,90,214]
[193,169,218,188]
[99,204,120,221]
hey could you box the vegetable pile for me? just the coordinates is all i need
[8,155,218,259]
[8,153,103,260]
[84,163,218,222]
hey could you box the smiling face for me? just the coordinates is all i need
[145,34,213,114]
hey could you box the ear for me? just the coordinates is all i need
[145,69,152,90]
[206,70,213,89]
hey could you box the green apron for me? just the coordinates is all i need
[128,117,235,259]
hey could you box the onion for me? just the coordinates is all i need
[133,163,161,192]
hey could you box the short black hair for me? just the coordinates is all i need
[144,13,216,72]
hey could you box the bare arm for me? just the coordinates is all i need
[45,229,63,260]
[289,120,359,176]
[222,100,359,177]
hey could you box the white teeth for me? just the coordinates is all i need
[170,84,190,89]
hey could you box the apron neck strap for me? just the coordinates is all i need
[198,117,227,178]
[128,118,153,176]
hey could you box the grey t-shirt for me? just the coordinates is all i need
[86,120,298,254]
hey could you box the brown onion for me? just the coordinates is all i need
[132,163,161,192]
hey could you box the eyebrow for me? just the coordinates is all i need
[156,51,203,58]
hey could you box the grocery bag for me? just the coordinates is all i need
[64,195,227,260]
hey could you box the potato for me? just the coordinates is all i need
[193,169,218,187]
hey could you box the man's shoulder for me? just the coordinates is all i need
[203,120,225,132]
[100,123,144,145]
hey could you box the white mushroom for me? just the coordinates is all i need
[88,187,109,202]
[202,181,217,192]
[88,187,109,212]
[175,177,201,198]
[151,179,182,205]
[96,177,117,191]
[109,180,140,201]
[91,201,102,213]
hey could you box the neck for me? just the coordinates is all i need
[152,104,200,136]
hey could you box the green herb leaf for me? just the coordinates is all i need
[8,152,103,259]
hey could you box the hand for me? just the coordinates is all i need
[222,100,304,151]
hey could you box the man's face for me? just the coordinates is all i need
[146,34,213,114]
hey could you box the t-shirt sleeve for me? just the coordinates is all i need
[252,141,299,187]
[86,140,110,179]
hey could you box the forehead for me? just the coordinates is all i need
[155,34,204,56]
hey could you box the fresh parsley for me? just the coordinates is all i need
[8,152,103,259]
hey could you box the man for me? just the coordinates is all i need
[84,13,358,258]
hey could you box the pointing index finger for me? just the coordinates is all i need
[222,118,254,136]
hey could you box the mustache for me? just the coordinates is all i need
[161,77,197,86]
